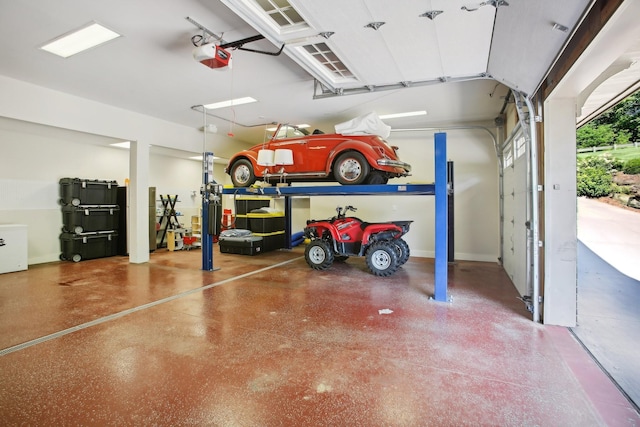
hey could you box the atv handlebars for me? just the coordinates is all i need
[335,205,357,219]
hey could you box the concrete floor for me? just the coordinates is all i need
[1,247,639,426]
[576,196,640,411]
[575,241,640,410]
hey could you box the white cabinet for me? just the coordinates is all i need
[0,224,28,274]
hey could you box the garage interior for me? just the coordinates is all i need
[1,0,640,425]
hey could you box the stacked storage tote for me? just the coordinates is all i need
[59,178,119,262]
[219,197,285,255]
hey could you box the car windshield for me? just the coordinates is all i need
[272,125,310,139]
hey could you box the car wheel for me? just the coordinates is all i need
[393,238,410,266]
[365,241,399,276]
[367,171,388,185]
[334,152,370,185]
[305,240,335,270]
[230,159,256,187]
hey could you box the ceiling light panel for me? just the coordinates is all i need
[40,22,121,58]
[379,111,427,120]
[203,97,258,110]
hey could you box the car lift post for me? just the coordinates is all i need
[434,133,449,302]
[201,152,221,271]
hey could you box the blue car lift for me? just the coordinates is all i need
[201,152,222,272]
[204,133,450,302]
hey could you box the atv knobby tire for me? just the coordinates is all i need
[305,240,335,270]
[393,238,410,266]
[365,241,399,276]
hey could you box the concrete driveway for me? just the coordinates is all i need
[576,196,640,409]
[578,197,640,281]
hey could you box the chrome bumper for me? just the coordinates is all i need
[377,159,412,173]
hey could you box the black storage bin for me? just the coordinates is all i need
[62,205,120,234]
[60,231,119,262]
[208,202,223,235]
[59,178,118,206]
[234,197,270,215]
[219,235,263,256]
[253,231,285,252]
[234,214,248,230]
[247,213,285,233]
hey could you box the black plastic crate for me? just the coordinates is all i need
[219,235,263,256]
[247,212,285,233]
[234,197,270,215]
[59,178,118,206]
[60,231,118,262]
[62,205,120,234]
[234,214,248,230]
[253,231,285,252]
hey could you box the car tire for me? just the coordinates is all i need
[334,152,370,185]
[367,171,388,185]
[393,238,410,266]
[230,159,256,187]
[365,241,399,276]
[304,240,335,270]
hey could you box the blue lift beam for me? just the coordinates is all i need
[218,133,450,302]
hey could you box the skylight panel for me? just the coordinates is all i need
[255,0,306,28]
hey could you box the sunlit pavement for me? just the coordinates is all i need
[576,196,640,409]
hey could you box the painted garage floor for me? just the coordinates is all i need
[1,248,638,426]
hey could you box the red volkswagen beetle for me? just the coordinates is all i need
[225,124,411,187]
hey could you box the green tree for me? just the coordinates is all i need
[576,123,615,148]
[593,91,640,142]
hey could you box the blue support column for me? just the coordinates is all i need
[201,152,214,271]
[434,133,448,302]
[284,196,292,249]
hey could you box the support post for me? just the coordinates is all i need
[129,140,150,264]
[434,133,448,302]
[202,152,214,271]
[284,196,292,249]
[447,161,454,263]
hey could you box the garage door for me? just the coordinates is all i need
[501,130,529,297]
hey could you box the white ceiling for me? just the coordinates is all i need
[0,0,636,146]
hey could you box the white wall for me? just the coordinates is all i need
[0,117,227,264]
[1,117,500,265]
[0,70,501,265]
[308,128,500,261]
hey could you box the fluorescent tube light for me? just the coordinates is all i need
[40,22,121,58]
[110,141,130,149]
[379,110,427,120]
[189,155,221,161]
[203,97,257,110]
[266,124,310,131]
